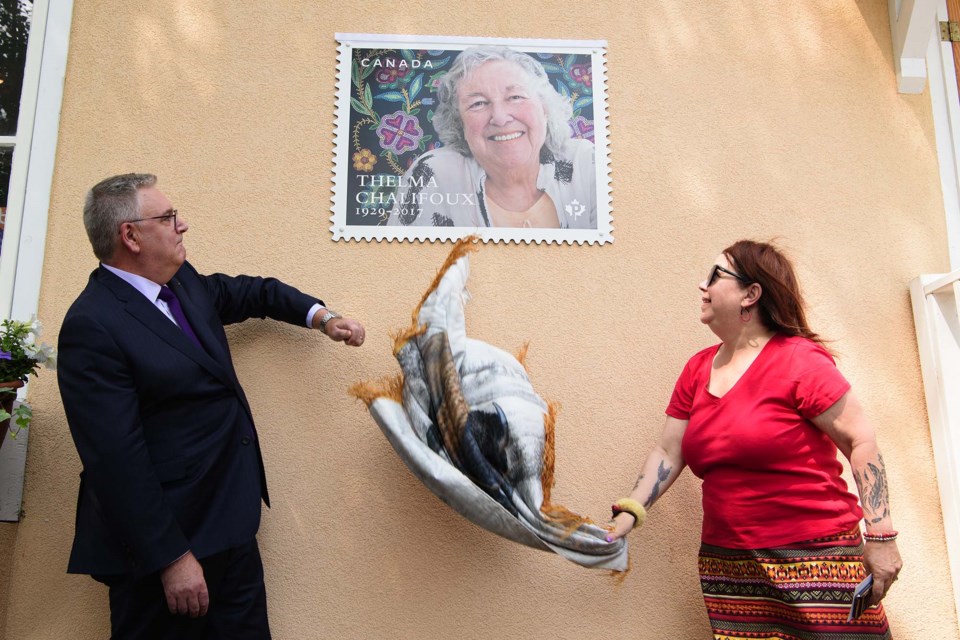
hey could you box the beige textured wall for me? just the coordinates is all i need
[2,1,956,637]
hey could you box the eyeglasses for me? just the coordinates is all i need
[706,264,751,286]
[124,210,178,228]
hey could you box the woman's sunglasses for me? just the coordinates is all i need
[706,264,752,286]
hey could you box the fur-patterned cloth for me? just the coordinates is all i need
[351,238,627,570]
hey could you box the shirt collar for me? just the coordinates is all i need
[101,263,164,303]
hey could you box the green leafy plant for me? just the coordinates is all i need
[0,317,55,439]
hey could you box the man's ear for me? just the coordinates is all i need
[117,222,142,255]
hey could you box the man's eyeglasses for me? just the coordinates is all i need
[706,264,751,286]
[124,210,178,228]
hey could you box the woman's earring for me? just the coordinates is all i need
[740,306,752,323]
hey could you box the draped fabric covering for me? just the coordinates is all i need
[352,238,627,570]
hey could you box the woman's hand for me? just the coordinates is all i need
[605,512,639,542]
[863,540,903,605]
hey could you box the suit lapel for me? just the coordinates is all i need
[95,268,234,385]
[166,276,230,365]
[167,268,256,420]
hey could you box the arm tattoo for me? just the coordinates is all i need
[633,473,645,490]
[644,461,671,508]
[853,454,890,524]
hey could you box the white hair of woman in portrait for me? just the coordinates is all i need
[432,46,573,159]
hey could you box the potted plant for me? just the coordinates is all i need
[0,317,56,447]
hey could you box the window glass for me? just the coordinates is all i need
[1,0,33,259]
[0,147,10,250]
[0,0,33,136]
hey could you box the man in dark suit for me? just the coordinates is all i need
[58,173,365,639]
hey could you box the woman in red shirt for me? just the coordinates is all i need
[607,240,902,639]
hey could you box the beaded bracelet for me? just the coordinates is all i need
[862,530,898,542]
[611,498,646,530]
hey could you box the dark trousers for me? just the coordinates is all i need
[96,539,270,640]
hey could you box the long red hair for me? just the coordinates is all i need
[723,240,826,346]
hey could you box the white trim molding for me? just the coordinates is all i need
[910,273,960,626]
[889,0,939,93]
[929,0,960,267]
[911,0,960,627]
[0,0,74,522]
[0,0,74,321]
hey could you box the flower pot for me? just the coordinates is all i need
[0,380,25,452]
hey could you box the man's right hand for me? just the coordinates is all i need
[160,551,209,617]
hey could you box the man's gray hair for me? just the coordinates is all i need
[83,173,157,261]
[432,46,573,157]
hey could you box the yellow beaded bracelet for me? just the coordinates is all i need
[611,498,646,529]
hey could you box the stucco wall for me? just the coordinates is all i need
[1,0,957,637]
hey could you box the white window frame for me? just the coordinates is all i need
[0,0,73,319]
[927,2,960,267]
[0,0,73,521]
[906,0,960,628]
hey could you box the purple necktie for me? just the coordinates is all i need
[158,285,204,351]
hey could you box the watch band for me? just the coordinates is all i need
[318,310,340,332]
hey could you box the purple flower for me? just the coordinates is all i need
[569,116,595,142]
[375,57,411,89]
[0,351,11,361]
[376,111,424,154]
[569,63,593,89]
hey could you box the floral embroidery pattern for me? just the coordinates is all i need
[539,53,595,122]
[568,63,592,89]
[569,116,594,142]
[376,111,424,154]
[374,57,411,88]
[352,148,378,172]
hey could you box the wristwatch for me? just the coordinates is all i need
[318,310,340,332]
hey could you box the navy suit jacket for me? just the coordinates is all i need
[58,261,321,577]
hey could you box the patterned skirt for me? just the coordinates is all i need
[699,529,892,639]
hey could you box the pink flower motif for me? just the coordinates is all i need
[569,116,594,142]
[569,63,592,89]
[428,71,445,91]
[376,111,424,154]
[375,58,411,88]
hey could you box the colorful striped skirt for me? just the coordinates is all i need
[699,529,891,639]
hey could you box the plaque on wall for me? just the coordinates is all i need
[332,33,611,245]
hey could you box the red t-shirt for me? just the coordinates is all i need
[667,333,862,548]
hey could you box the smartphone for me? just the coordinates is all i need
[847,574,874,621]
